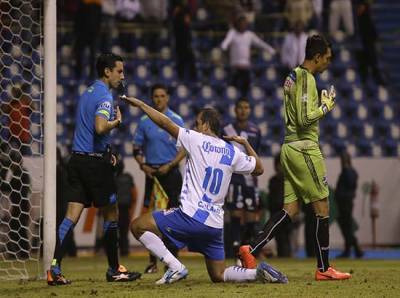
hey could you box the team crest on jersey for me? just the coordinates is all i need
[284,72,296,91]
[99,101,111,110]
[322,176,328,186]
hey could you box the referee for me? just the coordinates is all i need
[133,83,185,273]
[47,53,141,285]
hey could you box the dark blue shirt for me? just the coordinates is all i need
[223,121,261,185]
[133,109,184,164]
[72,80,114,153]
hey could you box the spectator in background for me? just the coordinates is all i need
[56,148,77,257]
[133,83,185,273]
[1,84,33,156]
[355,0,385,86]
[139,0,167,21]
[221,15,276,97]
[267,153,293,257]
[311,0,323,31]
[233,0,262,26]
[74,0,102,80]
[335,151,363,258]
[223,98,261,261]
[329,0,354,37]
[115,0,141,53]
[280,20,308,80]
[284,0,314,30]
[100,0,117,53]
[114,157,137,256]
[171,0,197,82]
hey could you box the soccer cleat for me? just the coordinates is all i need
[256,262,288,284]
[155,267,188,285]
[238,245,257,269]
[106,265,142,282]
[47,266,71,286]
[144,262,158,274]
[315,267,351,281]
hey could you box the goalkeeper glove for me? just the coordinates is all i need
[320,85,336,115]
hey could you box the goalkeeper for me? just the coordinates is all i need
[239,35,351,281]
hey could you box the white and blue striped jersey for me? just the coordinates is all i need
[177,127,256,229]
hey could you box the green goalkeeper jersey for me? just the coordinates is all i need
[283,66,325,144]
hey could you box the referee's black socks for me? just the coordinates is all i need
[104,221,119,271]
[249,210,291,256]
[315,215,330,272]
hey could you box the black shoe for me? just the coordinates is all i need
[144,262,158,274]
[106,265,141,282]
[47,266,71,286]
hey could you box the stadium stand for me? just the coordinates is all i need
[55,0,399,158]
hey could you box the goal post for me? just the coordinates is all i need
[43,0,57,276]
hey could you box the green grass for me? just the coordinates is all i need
[1,256,400,297]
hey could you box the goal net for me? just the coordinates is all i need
[0,0,44,280]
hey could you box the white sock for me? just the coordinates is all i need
[138,231,183,271]
[223,266,257,282]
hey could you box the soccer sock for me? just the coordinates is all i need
[223,266,257,282]
[139,231,183,271]
[231,216,242,252]
[244,221,257,243]
[149,253,157,265]
[53,218,75,268]
[315,216,330,272]
[249,210,291,256]
[103,221,119,271]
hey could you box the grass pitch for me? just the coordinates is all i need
[1,256,400,297]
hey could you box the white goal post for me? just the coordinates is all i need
[43,0,57,277]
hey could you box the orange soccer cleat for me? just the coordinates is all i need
[47,268,71,286]
[315,267,351,281]
[238,245,257,269]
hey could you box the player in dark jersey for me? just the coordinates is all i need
[47,53,141,285]
[223,98,261,260]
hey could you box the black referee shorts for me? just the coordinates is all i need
[65,153,117,208]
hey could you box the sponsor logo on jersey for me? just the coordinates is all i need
[202,141,231,157]
[99,101,111,110]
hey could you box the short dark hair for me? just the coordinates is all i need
[304,35,331,60]
[96,53,123,78]
[199,108,221,136]
[150,83,168,97]
[235,97,251,109]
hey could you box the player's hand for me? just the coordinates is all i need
[141,164,156,178]
[120,95,143,108]
[320,85,336,114]
[223,135,249,145]
[157,163,172,176]
[115,106,122,125]
[111,154,117,166]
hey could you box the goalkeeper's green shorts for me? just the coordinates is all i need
[280,140,329,205]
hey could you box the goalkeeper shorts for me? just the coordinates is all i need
[281,141,329,204]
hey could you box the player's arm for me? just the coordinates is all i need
[95,106,122,135]
[121,96,179,138]
[295,72,334,127]
[223,135,264,176]
[157,147,186,175]
[221,29,234,50]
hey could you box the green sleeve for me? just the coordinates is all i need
[295,70,324,128]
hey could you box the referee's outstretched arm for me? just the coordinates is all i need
[121,96,179,139]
